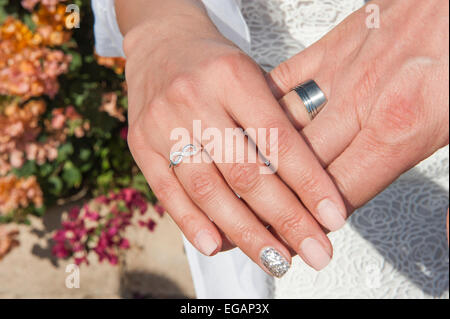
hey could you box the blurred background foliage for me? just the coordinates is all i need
[0,0,158,263]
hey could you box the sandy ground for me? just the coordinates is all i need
[0,202,195,299]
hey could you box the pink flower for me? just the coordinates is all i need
[53,230,66,242]
[10,150,24,168]
[154,203,165,216]
[52,188,155,266]
[119,238,130,249]
[120,126,128,141]
[139,219,156,231]
[52,243,69,258]
[107,253,118,265]
[74,256,88,265]
[51,113,65,130]
[107,226,118,237]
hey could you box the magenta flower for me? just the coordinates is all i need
[52,188,158,266]
[120,126,128,141]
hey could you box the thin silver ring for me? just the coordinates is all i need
[293,79,328,119]
[169,144,199,168]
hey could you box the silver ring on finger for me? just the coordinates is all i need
[169,144,200,168]
[293,79,328,119]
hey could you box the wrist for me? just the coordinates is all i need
[120,6,219,58]
[115,0,206,35]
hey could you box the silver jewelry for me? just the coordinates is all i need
[169,144,199,168]
[293,79,328,119]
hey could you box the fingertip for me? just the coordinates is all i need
[299,237,332,271]
[194,229,221,256]
[317,198,347,232]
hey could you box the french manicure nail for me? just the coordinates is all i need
[317,199,346,231]
[260,247,290,278]
[194,230,218,256]
[300,237,331,271]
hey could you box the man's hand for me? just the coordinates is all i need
[268,0,449,214]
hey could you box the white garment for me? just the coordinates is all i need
[91,0,250,57]
[92,0,449,299]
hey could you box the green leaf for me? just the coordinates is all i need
[101,158,110,170]
[62,162,82,188]
[97,171,113,189]
[79,162,93,173]
[48,176,63,195]
[33,205,46,217]
[39,163,54,177]
[23,13,35,31]
[79,148,91,161]
[57,143,74,162]
[69,51,82,72]
[12,161,37,177]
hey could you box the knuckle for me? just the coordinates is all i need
[294,168,322,198]
[266,123,294,159]
[344,128,412,178]
[187,170,217,202]
[165,73,200,107]
[276,211,306,240]
[227,163,260,195]
[210,51,256,84]
[378,92,423,138]
[153,178,179,203]
[126,123,145,155]
[144,97,167,123]
[366,61,429,147]
[178,213,197,232]
[362,128,409,162]
[234,223,259,246]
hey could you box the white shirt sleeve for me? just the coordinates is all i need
[91,0,251,57]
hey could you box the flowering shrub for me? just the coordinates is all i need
[0,1,161,263]
[0,175,43,222]
[52,188,161,265]
[0,100,88,176]
[0,15,71,98]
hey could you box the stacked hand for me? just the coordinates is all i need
[117,0,449,277]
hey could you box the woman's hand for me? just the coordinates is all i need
[268,0,449,214]
[117,0,348,275]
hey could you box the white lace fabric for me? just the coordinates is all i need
[240,0,449,299]
[241,0,366,70]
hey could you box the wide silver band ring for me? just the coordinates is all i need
[293,80,328,119]
[169,144,199,168]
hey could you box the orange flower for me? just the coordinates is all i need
[32,4,71,46]
[95,53,126,75]
[0,226,19,260]
[0,17,71,99]
[100,92,126,122]
[0,100,88,175]
[0,175,43,215]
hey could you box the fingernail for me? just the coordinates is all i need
[317,199,346,231]
[194,230,218,256]
[300,237,331,271]
[260,247,290,278]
